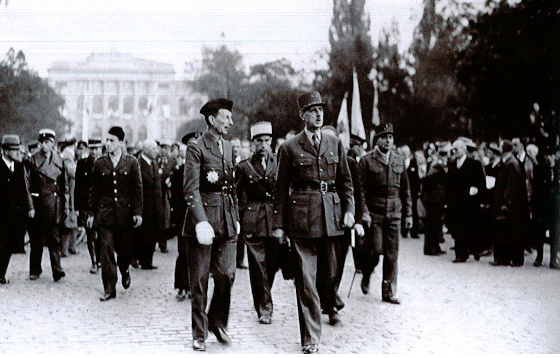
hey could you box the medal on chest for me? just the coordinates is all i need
[207,170,219,184]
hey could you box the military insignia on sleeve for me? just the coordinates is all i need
[207,170,219,183]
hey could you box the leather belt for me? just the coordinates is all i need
[201,186,234,196]
[292,181,336,194]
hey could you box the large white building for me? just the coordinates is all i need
[48,52,207,144]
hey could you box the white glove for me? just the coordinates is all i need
[195,221,214,245]
[236,221,241,235]
[469,186,479,196]
[354,223,365,237]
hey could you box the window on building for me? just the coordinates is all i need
[123,96,134,114]
[179,97,188,116]
[93,95,103,114]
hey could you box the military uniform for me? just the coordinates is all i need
[235,152,279,321]
[88,153,143,295]
[182,130,239,342]
[358,147,411,301]
[273,130,354,347]
[75,155,100,269]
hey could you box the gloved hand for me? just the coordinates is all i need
[354,223,365,237]
[343,212,355,228]
[195,221,215,245]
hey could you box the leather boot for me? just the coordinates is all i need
[382,280,400,304]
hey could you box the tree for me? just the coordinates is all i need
[457,0,560,140]
[0,48,67,143]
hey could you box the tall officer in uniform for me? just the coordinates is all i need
[358,123,412,304]
[75,138,104,273]
[28,129,68,282]
[87,126,143,301]
[235,121,280,325]
[183,99,239,351]
[0,135,34,284]
[273,91,355,354]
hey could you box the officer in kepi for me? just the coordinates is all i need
[183,98,239,352]
[235,121,280,325]
[87,126,143,301]
[273,91,355,354]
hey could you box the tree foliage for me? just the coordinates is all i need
[0,48,67,143]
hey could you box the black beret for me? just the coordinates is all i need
[108,126,125,141]
[200,98,233,117]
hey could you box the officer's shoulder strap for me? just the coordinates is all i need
[243,159,263,180]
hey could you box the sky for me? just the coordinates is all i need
[0,0,424,78]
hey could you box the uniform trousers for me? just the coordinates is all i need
[187,235,237,340]
[98,226,132,294]
[245,235,281,319]
[174,235,189,291]
[60,227,77,255]
[0,244,13,278]
[29,223,64,277]
[134,224,160,267]
[423,203,444,254]
[320,234,348,313]
[291,236,339,346]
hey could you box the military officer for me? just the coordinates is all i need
[183,98,239,352]
[87,126,143,301]
[28,129,68,282]
[235,121,280,325]
[358,123,412,304]
[75,138,104,273]
[0,135,34,284]
[272,91,355,354]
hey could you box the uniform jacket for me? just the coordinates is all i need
[273,131,354,238]
[182,131,239,239]
[358,149,412,221]
[75,156,95,213]
[0,159,33,248]
[491,154,528,223]
[138,157,165,228]
[88,153,143,226]
[235,153,277,237]
[28,150,68,224]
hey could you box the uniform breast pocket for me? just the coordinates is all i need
[242,205,259,233]
[391,165,404,183]
[288,192,310,233]
[293,157,313,179]
[326,155,339,177]
[202,194,222,232]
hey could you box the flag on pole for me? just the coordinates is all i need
[351,68,367,141]
[336,91,350,150]
[372,71,381,126]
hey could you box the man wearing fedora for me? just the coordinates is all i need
[273,91,355,354]
[27,129,68,282]
[357,123,412,304]
[182,98,239,351]
[87,126,143,301]
[75,138,104,274]
[0,135,34,284]
[235,121,280,325]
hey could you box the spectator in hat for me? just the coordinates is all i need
[183,98,239,351]
[272,91,355,354]
[59,137,79,257]
[512,138,536,254]
[75,140,89,160]
[27,129,68,282]
[87,126,143,301]
[0,135,34,284]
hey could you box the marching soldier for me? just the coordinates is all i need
[235,121,280,325]
[183,98,239,351]
[272,91,355,354]
[28,129,68,282]
[87,126,143,301]
[358,123,412,304]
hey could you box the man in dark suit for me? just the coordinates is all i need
[273,91,355,354]
[157,139,176,253]
[135,139,164,270]
[0,135,34,284]
[407,148,424,238]
[490,140,528,267]
[87,126,143,301]
[358,123,412,305]
[235,121,280,325]
[446,139,487,262]
[28,129,68,282]
[75,138,104,274]
[183,99,239,351]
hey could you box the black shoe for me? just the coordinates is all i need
[452,258,467,263]
[489,261,508,266]
[0,277,9,284]
[176,289,187,301]
[360,275,370,295]
[210,326,231,345]
[382,296,401,304]
[236,264,248,269]
[424,251,439,256]
[60,252,68,258]
[192,338,206,351]
[140,265,158,270]
[130,259,140,269]
[53,271,66,282]
[29,274,40,281]
[533,260,542,267]
[259,316,272,324]
[510,262,523,267]
[473,253,481,262]
[69,249,80,255]
[436,249,446,255]
[328,311,341,326]
[100,292,116,301]
[90,264,99,274]
[302,344,319,354]
[122,271,131,289]
[160,248,168,253]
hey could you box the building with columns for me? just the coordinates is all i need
[48,53,207,145]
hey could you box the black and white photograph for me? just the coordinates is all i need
[0,0,558,354]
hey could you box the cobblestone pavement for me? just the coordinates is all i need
[1,234,559,354]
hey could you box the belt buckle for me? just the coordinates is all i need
[320,181,327,194]
[221,186,228,195]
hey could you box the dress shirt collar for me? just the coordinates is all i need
[304,127,321,145]
[457,154,467,169]
[141,154,152,166]
[2,155,14,171]
[376,147,391,163]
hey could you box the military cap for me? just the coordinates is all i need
[350,133,367,146]
[88,138,104,148]
[1,134,22,149]
[181,132,201,145]
[297,91,326,112]
[76,140,88,149]
[108,126,125,141]
[374,123,393,141]
[38,128,56,142]
[200,98,233,117]
[159,139,173,147]
[250,121,273,139]
[27,141,39,151]
[58,136,77,148]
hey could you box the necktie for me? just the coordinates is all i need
[312,134,320,152]
[261,157,267,171]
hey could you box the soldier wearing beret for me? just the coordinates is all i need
[357,123,412,304]
[272,91,355,354]
[0,135,34,284]
[183,98,239,351]
[235,121,280,325]
[27,129,68,282]
[87,126,143,301]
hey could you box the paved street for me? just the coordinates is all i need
[1,234,559,354]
